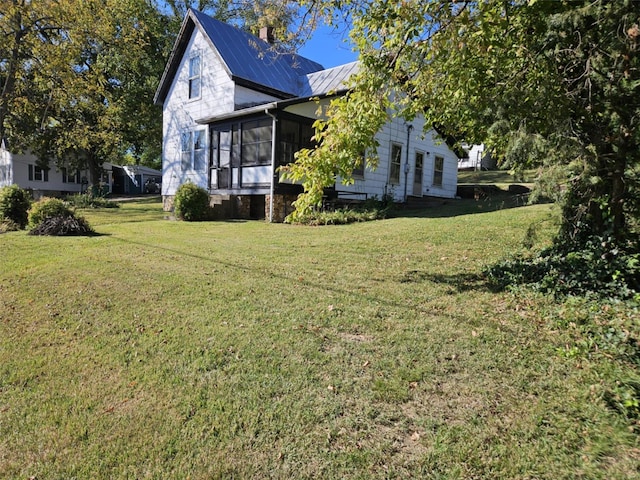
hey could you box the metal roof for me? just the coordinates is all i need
[191,10,324,97]
[298,61,359,97]
[155,10,360,109]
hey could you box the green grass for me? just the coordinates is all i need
[457,169,537,185]
[1,198,638,479]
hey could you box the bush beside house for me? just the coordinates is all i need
[0,184,31,230]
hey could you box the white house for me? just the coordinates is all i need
[0,139,93,198]
[154,9,459,221]
[0,140,164,198]
[457,143,495,171]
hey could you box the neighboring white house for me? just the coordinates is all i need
[154,9,459,221]
[0,139,94,198]
[457,143,496,171]
[0,140,164,198]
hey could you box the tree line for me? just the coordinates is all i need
[0,0,306,184]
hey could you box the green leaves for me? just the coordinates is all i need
[296,0,639,252]
[281,84,389,222]
[1,0,169,181]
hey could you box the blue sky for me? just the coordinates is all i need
[298,22,358,68]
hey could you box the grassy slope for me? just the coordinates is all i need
[0,199,638,479]
[457,169,538,185]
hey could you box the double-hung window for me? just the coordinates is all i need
[181,132,192,171]
[389,143,402,184]
[433,156,444,187]
[352,151,365,179]
[188,54,201,99]
[193,130,206,171]
[28,164,48,182]
[62,167,80,184]
[181,129,206,171]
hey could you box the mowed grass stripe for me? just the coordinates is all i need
[0,198,637,479]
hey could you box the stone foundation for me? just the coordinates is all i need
[266,194,297,223]
[163,193,296,222]
[162,195,175,212]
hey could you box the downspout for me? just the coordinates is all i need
[266,108,277,222]
[404,123,413,203]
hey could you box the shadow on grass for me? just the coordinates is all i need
[109,234,496,322]
[399,270,493,293]
[391,195,536,219]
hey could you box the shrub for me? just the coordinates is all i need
[174,182,210,221]
[66,193,119,209]
[485,232,640,300]
[285,197,391,225]
[28,197,72,229]
[28,214,94,236]
[0,184,31,229]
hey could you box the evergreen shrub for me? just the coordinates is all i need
[0,184,31,229]
[174,182,210,221]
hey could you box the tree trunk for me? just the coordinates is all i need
[610,153,628,241]
[0,14,26,142]
[87,152,103,191]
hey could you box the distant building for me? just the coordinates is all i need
[0,139,92,198]
[457,144,496,171]
[0,139,161,198]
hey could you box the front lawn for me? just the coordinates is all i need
[0,198,637,478]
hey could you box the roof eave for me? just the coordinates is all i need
[232,75,295,100]
[153,12,196,105]
[195,89,349,125]
[196,101,279,125]
[154,9,235,106]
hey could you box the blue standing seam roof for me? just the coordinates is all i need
[191,9,325,97]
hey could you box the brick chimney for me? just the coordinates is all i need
[259,26,275,44]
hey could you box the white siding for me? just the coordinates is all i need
[159,24,459,206]
[242,166,271,186]
[0,147,86,195]
[235,86,279,109]
[0,145,11,188]
[162,29,236,195]
[337,115,458,201]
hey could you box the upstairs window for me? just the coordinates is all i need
[433,155,444,187]
[188,54,201,99]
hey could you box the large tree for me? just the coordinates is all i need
[2,1,317,180]
[26,0,169,183]
[287,0,639,293]
[0,0,61,144]
[1,0,171,182]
